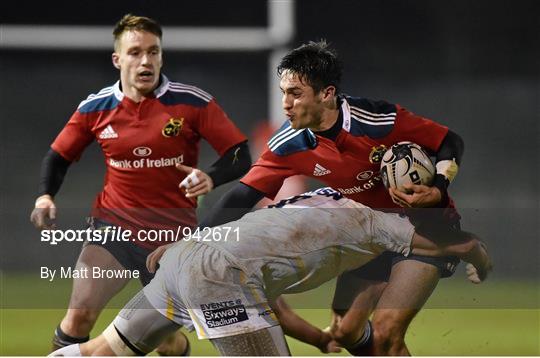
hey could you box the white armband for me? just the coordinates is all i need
[436,160,459,182]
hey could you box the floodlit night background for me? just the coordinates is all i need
[1,0,538,355]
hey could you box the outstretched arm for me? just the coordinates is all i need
[270,297,341,354]
[410,230,492,283]
[199,182,265,227]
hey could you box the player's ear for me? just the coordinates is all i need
[321,85,336,102]
[112,52,121,69]
[157,52,163,69]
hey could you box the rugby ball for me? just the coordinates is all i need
[380,142,435,192]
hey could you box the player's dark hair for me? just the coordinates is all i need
[277,40,343,94]
[113,14,162,49]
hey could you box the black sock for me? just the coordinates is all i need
[52,325,89,348]
[345,320,373,356]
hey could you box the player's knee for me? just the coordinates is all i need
[372,327,406,355]
[371,316,407,354]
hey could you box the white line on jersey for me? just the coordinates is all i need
[268,126,295,147]
[349,105,396,119]
[169,83,212,102]
[269,129,305,152]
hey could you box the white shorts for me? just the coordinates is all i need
[144,241,279,340]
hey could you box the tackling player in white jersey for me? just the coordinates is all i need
[50,188,491,356]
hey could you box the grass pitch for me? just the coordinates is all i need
[1,273,538,355]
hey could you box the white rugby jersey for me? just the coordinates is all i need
[205,188,414,299]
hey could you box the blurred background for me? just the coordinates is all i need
[1,0,538,355]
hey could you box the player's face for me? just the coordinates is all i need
[112,30,163,100]
[280,71,325,130]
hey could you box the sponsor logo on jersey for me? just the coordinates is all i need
[162,118,184,137]
[109,154,184,169]
[336,175,383,194]
[98,125,118,139]
[368,145,387,163]
[356,170,374,181]
[133,146,152,157]
[201,299,248,328]
[313,163,331,176]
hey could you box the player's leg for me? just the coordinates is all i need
[211,326,291,356]
[330,255,440,356]
[357,214,479,355]
[332,210,488,355]
[331,274,386,348]
[367,258,440,356]
[330,252,394,352]
[50,290,182,356]
[53,244,131,350]
[125,240,191,356]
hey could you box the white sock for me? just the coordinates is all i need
[48,343,82,356]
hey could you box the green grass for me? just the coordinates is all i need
[1,273,538,355]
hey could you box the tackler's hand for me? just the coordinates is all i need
[176,164,214,198]
[320,313,343,353]
[146,243,175,273]
[465,241,492,284]
[319,330,342,354]
[389,184,442,208]
[30,194,57,230]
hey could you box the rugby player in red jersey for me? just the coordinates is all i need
[30,14,251,355]
[199,41,473,355]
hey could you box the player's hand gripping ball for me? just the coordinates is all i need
[380,142,435,193]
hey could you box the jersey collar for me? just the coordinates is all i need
[112,74,170,101]
[339,95,352,133]
[153,74,170,98]
[112,81,124,102]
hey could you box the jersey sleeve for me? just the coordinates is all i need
[388,105,449,152]
[197,99,247,156]
[51,111,95,162]
[240,148,297,199]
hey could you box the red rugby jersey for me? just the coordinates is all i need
[242,96,451,211]
[52,75,246,249]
